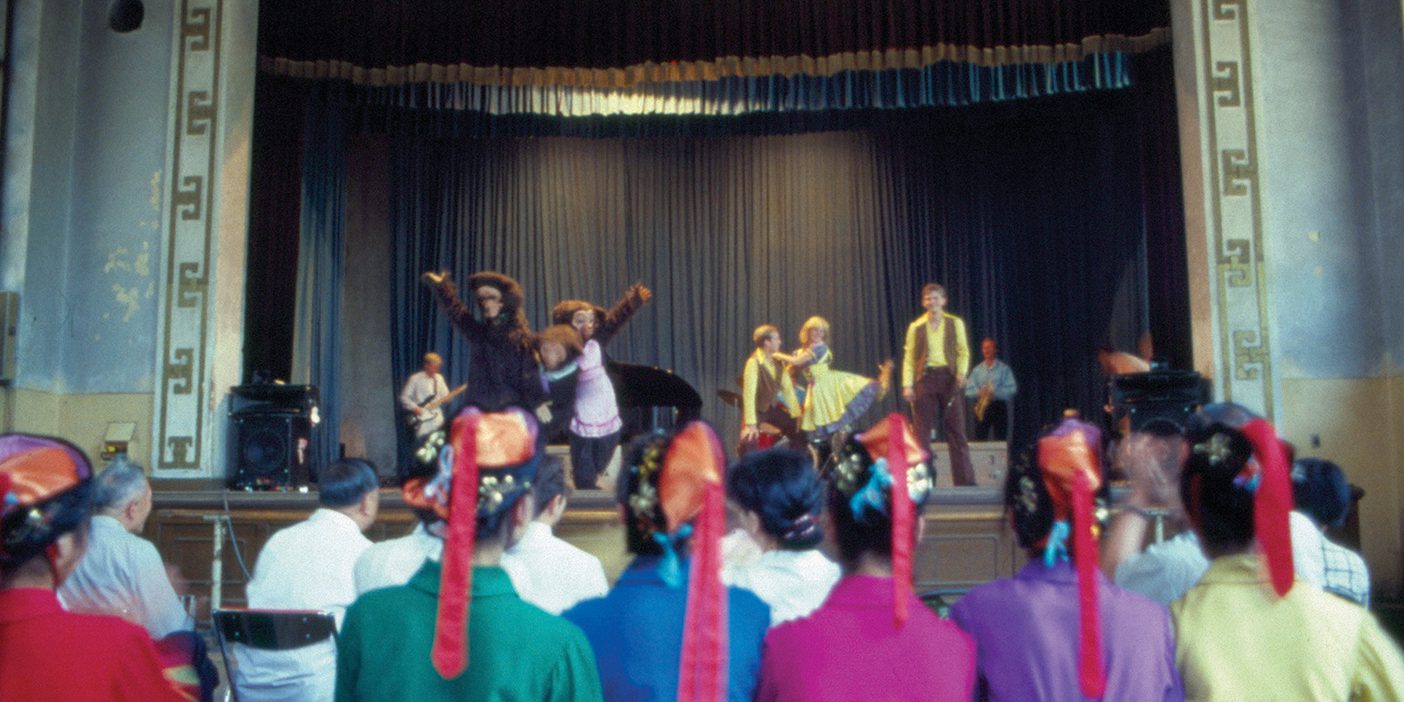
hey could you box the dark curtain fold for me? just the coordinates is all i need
[292,98,348,476]
[258,0,1168,71]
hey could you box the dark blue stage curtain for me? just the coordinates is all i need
[319,49,1184,457]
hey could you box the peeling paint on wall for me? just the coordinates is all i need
[148,170,162,212]
[104,246,131,273]
[112,284,140,322]
[134,241,151,276]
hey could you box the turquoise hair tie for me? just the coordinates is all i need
[1043,519,1071,568]
[653,523,693,587]
[423,444,456,504]
[849,458,893,520]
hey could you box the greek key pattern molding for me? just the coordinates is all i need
[1201,0,1274,417]
[156,0,223,473]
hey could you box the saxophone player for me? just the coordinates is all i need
[965,338,1017,441]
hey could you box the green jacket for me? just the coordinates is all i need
[336,561,603,702]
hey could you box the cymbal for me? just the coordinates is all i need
[716,390,741,407]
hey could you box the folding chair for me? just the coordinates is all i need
[211,609,338,702]
[917,588,969,619]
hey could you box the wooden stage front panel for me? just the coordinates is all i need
[148,486,1019,620]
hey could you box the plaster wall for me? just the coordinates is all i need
[1360,0,1404,374]
[1252,0,1384,380]
[9,388,152,464]
[1280,378,1403,597]
[7,0,81,392]
[64,0,174,393]
[1248,0,1403,596]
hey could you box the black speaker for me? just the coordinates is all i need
[230,410,310,490]
[1111,369,1206,431]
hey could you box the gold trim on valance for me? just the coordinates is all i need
[259,28,1170,89]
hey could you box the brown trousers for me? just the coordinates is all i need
[912,367,975,485]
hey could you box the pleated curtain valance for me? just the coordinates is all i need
[257,0,1170,114]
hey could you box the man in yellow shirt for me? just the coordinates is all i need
[738,325,802,454]
[901,283,974,485]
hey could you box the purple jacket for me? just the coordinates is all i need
[951,560,1183,701]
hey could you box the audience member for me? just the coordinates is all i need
[354,437,445,595]
[721,447,839,625]
[236,459,380,701]
[757,415,975,702]
[952,417,1182,701]
[1290,458,1370,605]
[1172,416,1404,698]
[565,423,770,702]
[336,408,602,701]
[0,434,185,701]
[1100,418,1209,606]
[501,455,609,614]
[59,455,193,637]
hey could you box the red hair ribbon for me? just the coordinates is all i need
[887,413,914,629]
[1038,420,1106,699]
[858,413,926,630]
[663,422,729,702]
[1240,419,1295,597]
[432,413,479,679]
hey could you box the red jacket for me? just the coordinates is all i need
[0,587,186,701]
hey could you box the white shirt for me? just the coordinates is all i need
[1290,510,1371,605]
[353,522,444,596]
[234,508,370,702]
[722,547,841,626]
[399,370,449,437]
[501,521,609,614]
[1113,529,1210,606]
[58,514,192,638]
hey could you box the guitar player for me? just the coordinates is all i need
[399,352,461,440]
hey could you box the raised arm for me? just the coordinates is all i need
[594,282,652,347]
[771,348,815,369]
[421,271,488,341]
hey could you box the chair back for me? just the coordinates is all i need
[917,588,968,619]
[212,609,338,702]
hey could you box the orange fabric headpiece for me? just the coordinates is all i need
[1036,418,1106,699]
[661,422,729,702]
[429,407,539,680]
[857,413,929,629]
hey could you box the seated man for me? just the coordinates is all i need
[1291,457,1370,606]
[236,459,380,701]
[758,415,974,702]
[59,456,192,637]
[1173,415,1404,698]
[953,417,1181,700]
[336,408,602,700]
[354,439,445,596]
[565,423,770,702]
[501,456,608,614]
[965,337,1017,441]
[0,434,185,701]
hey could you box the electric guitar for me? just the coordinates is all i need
[406,384,467,430]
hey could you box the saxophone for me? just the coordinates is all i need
[974,385,993,422]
